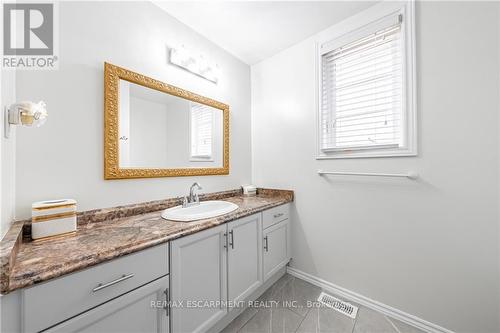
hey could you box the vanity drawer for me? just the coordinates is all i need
[22,243,169,333]
[263,204,289,229]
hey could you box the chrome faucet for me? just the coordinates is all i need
[182,182,203,208]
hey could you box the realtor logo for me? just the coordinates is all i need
[2,2,58,69]
[3,3,53,55]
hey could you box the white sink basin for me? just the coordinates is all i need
[161,200,239,222]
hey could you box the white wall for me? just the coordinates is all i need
[252,2,499,332]
[497,3,500,332]
[14,1,251,218]
[0,69,16,238]
[118,80,130,166]
[163,99,190,168]
[129,96,169,167]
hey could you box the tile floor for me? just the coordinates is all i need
[220,274,426,333]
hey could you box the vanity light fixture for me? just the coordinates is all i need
[170,46,219,83]
[4,101,48,138]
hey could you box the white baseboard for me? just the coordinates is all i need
[286,267,454,333]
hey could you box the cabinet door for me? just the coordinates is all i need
[263,219,290,281]
[46,276,169,333]
[170,224,228,333]
[227,214,263,307]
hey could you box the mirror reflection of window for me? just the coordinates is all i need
[190,103,214,160]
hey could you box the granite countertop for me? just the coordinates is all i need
[0,188,293,294]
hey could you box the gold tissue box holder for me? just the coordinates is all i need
[31,199,77,241]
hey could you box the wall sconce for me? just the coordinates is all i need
[170,46,219,83]
[4,101,48,138]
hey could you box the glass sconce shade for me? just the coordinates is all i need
[4,101,48,138]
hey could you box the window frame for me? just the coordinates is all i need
[316,1,417,159]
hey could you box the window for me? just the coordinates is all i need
[190,103,213,160]
[318,4,416,158]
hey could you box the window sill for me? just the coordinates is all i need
[316,147,417,159]
[190,157,214,162]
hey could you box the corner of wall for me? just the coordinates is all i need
[0,69,16,239]
[497,3,500,331]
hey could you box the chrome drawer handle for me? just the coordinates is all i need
[264,236,269,252]
[273,213,284,219]
[92,273,134,292]
[229,230,234,249]
[164,288,170,317]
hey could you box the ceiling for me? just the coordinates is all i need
[154,1,377,65]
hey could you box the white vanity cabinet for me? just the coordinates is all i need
[170,213,263,333]
[262,204,291,281]
[170,224,228,333]
[45,275,169,333]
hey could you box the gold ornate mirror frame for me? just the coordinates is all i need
[104,62,229,179]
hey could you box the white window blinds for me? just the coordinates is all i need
[190,103,213,158]
[320,16,404,152]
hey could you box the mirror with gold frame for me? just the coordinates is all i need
[104,62,229,179]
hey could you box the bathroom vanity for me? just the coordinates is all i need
[0,189,292,333]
